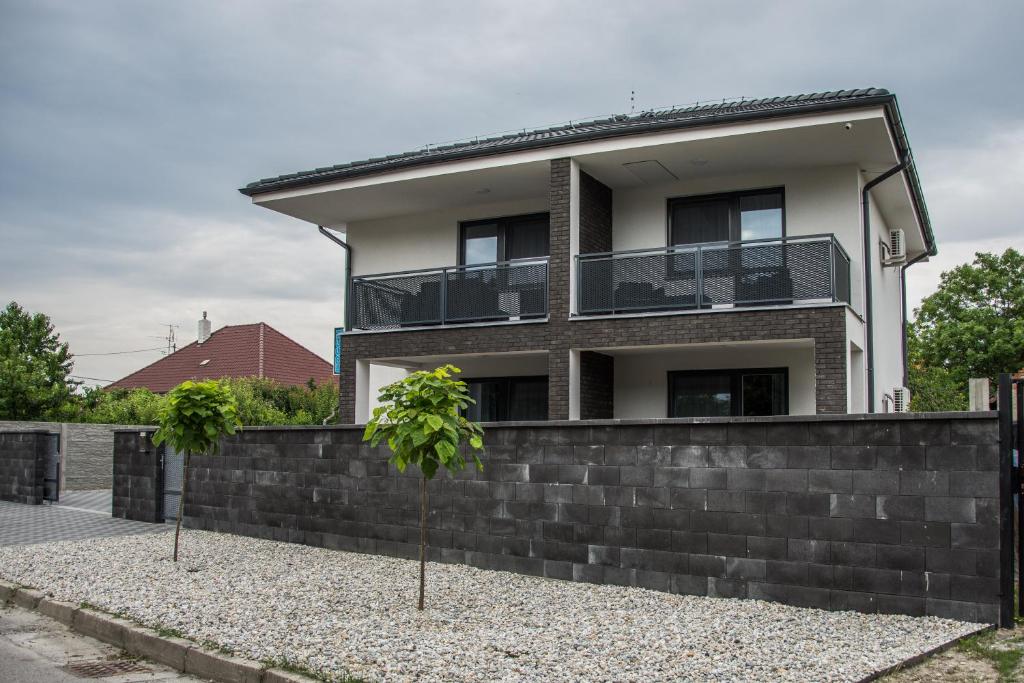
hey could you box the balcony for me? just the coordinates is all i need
[576,234,851,316]
[350,257,549,331]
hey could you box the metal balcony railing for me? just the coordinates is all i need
[576,234,851,315]
[350,257,549,330]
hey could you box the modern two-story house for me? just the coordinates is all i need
[240,88,935,423]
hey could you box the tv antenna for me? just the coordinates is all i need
[160,324,179,355]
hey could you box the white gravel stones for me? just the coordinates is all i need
[0,531,979,682]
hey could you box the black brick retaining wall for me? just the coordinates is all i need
[0,430,51,504]
[114,413,1005,623]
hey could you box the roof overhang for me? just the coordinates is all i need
[242,92,935,255]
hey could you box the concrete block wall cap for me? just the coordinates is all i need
[36,596,78,626]
[123,624,192,671]
[12,586,44,610]
[237,410,998,432]
[185,647,265,683]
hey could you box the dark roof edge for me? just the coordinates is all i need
[241,92,935,255]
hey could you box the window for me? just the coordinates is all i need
[464,376,548,422]
[459,213,550,265]
[668,368,788,417]
[669,189,784,246]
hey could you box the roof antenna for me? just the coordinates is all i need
[630,90,636,114]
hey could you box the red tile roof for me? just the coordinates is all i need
[107,323,336,392]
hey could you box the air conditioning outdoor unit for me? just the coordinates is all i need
[884,229,906,265]
[892,386,911,413]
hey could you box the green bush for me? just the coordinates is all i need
[71,377,338,426]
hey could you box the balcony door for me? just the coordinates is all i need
[464,376,548,422]
[459,213,550,265]
[668,368,788,417]
[669,189,784,246]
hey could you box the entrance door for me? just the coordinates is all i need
[162,445,185,522]
[42,432,60,502]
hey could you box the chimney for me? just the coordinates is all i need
[197,311,211,344]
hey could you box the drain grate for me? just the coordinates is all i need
[62,659,152,678]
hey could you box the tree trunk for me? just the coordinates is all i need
[173,451,191,563]
[418,474,428,610]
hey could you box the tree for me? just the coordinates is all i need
[153,380,241,562]
[0,302,79,420]
[362,365,484,610]
[911,249,1024,390]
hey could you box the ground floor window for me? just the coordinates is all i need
[668,368,788,417]
[464,376,548,422]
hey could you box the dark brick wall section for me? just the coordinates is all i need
[579,351,614,419]
[0,430,50,504]
[111,430,163,523]
[109,413,1004,624]
[579,170,612,254]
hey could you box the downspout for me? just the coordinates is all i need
[900,251,928,387]
[862,156,907,412]
[318,225,352,331]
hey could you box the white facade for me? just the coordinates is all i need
[246,94,933,420]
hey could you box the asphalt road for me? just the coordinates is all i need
[0,605,198,683]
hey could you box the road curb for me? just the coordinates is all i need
[0,579,319,682]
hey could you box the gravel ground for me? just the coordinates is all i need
[0,530,982,682]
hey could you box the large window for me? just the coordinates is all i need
[668,368,788,417]
[669,189,784,245]
[459,213,550,265]
[464,376,548,422]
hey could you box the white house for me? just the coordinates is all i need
[241,88,935,423]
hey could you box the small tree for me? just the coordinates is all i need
[153,380,241,562]
[363,365,484,610]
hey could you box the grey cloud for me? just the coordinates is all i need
[1,0,1022,386]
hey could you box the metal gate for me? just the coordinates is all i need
[162,444,185,522]
[42,432,60,503]
[999,374,1023,626]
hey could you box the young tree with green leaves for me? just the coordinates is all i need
[362,365,484,610]
[908,249,1024,409]
[153,380,241,562]
[0,301,79,420]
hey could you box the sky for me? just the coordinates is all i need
[1,0,1022,388]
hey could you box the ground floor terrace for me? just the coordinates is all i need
[340,305,870,424]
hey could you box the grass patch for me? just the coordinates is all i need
[261,655,368,683]
[957,631,1024,682]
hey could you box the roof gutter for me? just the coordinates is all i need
[318,226,352,331]
[862,156,908,413]
[900,250,929,387]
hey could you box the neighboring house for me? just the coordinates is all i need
[241,88,935,423]
[108,313,335,392]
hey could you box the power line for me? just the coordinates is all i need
[75,347,165,357]
[69,374,114,383]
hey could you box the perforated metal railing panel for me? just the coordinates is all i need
[578,236,850,314]
[351,259,548,330]
[163,445,184,521]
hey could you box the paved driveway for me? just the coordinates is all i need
[0,494,165,547]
